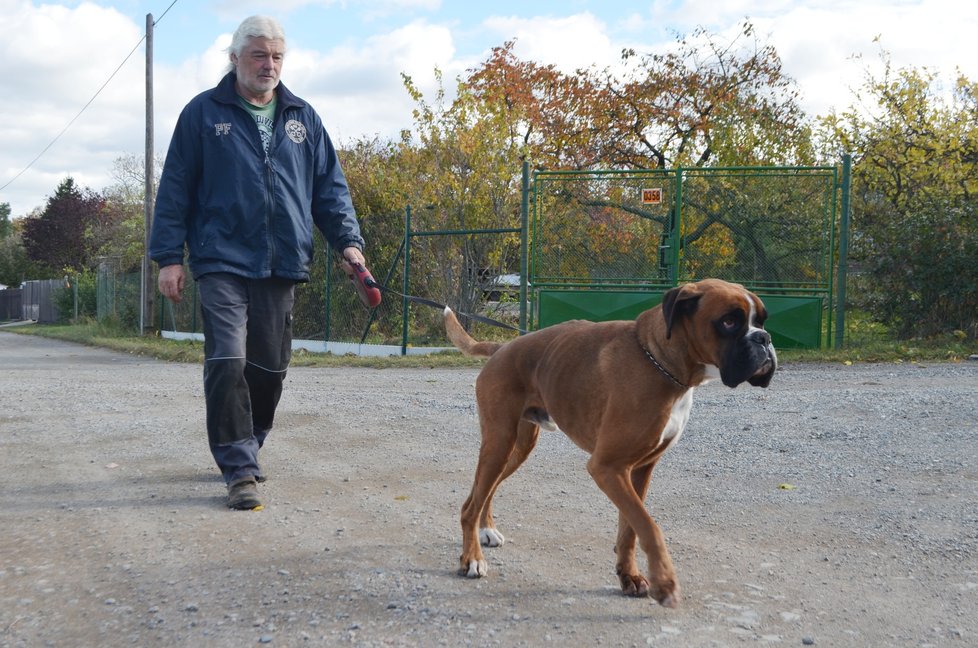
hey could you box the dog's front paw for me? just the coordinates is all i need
[479,527,505,547]
[458,558,488,578]
[650,578,681,608]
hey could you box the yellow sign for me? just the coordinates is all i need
[642,188,662,205]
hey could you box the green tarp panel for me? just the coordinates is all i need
[537,290,823,349]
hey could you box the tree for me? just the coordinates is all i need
[0,218,41,287]
[91,153,164,271]
[461,23,816,293]
[399,70,527,323]
[817,50,978,338]
[465,22,812,173]
[20,178,108,276]
[0,202,11,239]
[466,41,604,170]
[604,21,812,169]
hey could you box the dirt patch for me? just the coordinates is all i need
[1,331,976,646]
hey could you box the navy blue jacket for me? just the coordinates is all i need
[150,72,364,282]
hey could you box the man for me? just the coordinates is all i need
[149,16,367,510]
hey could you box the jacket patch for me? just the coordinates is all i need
[214,122,232,136]
[285,119,307,144]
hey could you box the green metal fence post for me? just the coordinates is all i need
[324,256,332,347]
[671,168,683,284]
[401,204,412,355]
[520,161,530,333]
[834,154,852,349]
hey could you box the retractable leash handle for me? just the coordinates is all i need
[346,261,382,308]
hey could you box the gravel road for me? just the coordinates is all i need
[1,330,977,647]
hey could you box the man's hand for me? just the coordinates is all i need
[158,264,186,304]
[339,246,367,275]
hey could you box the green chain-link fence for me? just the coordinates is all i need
[96,259,142,327]
[153,205,525,352]
[100,162,846,351]
[531,165,846,348]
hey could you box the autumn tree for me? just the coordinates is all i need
[593,23,818,288]
[463,23,818,290]
[340,135,420,280]
[91,153,164,272]
[395,70,527,325]
[20,178,112,276]
[466,41,604,170]
[466,22,812,173]
[606,21,812,169]
[818,52,978,338]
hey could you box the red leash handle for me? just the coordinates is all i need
[346,261,382,308]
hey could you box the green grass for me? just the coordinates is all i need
[3,320,484,368]
[776,339,975,364]
[3,318,975,367]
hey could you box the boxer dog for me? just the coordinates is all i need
[444,278,777,608]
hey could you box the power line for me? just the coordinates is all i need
[154,1,180,25]
[0,0,180,195]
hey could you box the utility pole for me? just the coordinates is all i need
[141,13,155,333]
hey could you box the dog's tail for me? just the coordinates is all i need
[443,307,504,358]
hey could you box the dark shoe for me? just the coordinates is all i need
[227,477,262,510]
[255,472,267,483]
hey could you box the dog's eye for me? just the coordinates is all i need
[715,310,745,336]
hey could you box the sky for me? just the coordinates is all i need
[2,0,977,217]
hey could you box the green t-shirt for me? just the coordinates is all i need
[238,95,277,153]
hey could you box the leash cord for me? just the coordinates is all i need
[366,279,527,334]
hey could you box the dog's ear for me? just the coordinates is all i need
[662,283,702,339]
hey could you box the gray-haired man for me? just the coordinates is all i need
[150,15,367,510]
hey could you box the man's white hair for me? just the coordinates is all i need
[226,15,286,72]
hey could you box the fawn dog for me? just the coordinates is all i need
[443,279,777,607]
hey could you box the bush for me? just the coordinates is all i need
[54,269,97,322]
[852,201,977,339]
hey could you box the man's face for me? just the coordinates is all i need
[232,37,284,101]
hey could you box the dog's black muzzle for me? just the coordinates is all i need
[721,330,778,388]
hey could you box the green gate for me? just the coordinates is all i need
[530,162,850,348]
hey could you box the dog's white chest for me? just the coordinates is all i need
[658,389,694,452]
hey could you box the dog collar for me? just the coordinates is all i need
[637,338,688,389]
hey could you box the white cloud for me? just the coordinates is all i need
[2,1,146,216]
[0,9,467,216]
[210,0,441,22]
[286,20,463,141]
[481,13,619,73]
[606,0,978,118]
[753,1,978,116]
[2,0,976,218]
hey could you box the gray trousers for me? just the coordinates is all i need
[198,273,295,484]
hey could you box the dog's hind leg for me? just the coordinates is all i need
[614,461,656,597]
[459,418,537,578]
[460,426,516,577]
[479,420,540,547]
